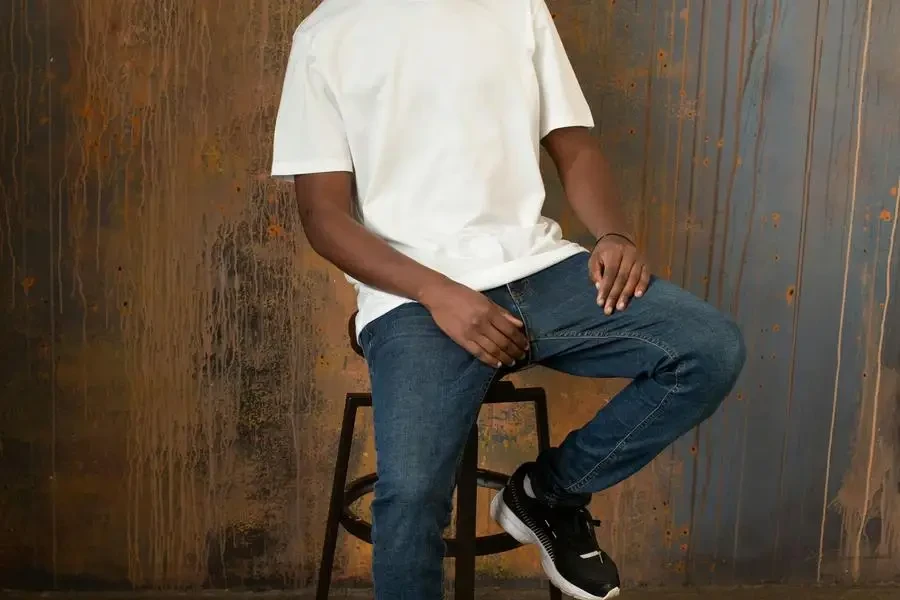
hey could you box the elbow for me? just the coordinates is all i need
[299,212,329,256]
[304,230,327,257]
[293,171,356,259]
[298,205,342,260]
[293,171,355,258]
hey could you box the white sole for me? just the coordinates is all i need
[490,490,621,600]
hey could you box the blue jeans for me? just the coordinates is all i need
[357,253,745,599]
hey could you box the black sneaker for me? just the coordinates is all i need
[490,462,620,600]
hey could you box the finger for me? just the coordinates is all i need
[491,313,529,355]
[487,325,527,360]
[483,326,525,362]
[463,340,504,368]
[481,318,516,351]
[596,252,621,307]
[618,262,644,310]
[635,266,651,298]
[475,334,516,367]
[606,254,635,314]
[589,255,603,287]
[501,311,524,328]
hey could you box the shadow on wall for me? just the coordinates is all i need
[1,0,899,591]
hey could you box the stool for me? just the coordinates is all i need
[315,316,562,600]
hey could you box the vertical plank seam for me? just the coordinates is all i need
[773,0,824,574]
[852,176,900,572]
[816,0,873,581]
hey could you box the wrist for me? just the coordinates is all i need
[415,274,457,309]
[593,231,635,248]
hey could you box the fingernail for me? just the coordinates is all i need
[597,296,604,304]
[617,301,625,310]
[595,282,601,290]
[510,360,516,367]
[605,306,613,315]
[635,290,643,297]
[496,361,503,369]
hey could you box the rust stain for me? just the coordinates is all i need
[267,222,285,238]
[785,285,796,306]
[21,276,36,294]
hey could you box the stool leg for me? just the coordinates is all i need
[533,388,552,454]
[531,390,563,600]
[454,424,478,600]
[316,397,360,600]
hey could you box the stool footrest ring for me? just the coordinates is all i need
[339,469,521,557]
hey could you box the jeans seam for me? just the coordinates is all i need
[532,330,672,350]
[448,368,501,480]
[532,331,682,495]
[505,284,531,337]
[564,375,681,494]
[505,284,534,363]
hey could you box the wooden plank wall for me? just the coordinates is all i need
[1,0,898,590]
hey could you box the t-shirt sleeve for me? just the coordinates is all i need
[271,34,353,179]
[532,0,594,138]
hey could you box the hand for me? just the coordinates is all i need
[420,281,529,368]
[589,234,651,315]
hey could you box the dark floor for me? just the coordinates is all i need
[5,588,900,600]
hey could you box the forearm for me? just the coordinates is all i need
[303,205,452,306]
[546,129,630,240]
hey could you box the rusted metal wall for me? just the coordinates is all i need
[1,0,898,590]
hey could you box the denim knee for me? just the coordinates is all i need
[683,313,746,402]
[716,317,746,388]
[372,472,453,534]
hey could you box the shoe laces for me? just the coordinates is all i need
[555,506,603,553]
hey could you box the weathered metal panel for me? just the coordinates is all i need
[1,0,898,590]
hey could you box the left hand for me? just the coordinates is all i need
[589,234,651,315]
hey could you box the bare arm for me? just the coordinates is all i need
[295,171,450,303]
[542,126,628,239]
[542,127,651,312]
[294,172,528,365]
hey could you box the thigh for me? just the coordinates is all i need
[359,303,497,497]
[514,253,740,379]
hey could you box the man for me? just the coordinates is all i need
[271,0,745,598]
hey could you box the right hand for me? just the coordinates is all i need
[421,281,529,368]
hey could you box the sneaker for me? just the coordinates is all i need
[490,462,621,600]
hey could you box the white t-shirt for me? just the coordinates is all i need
[271,0,594,335]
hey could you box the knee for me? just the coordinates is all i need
[681,312,746,399]
[377,475,442,506]
[372,472,452,529]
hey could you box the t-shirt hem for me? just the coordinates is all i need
[271,159,354,180]
[540,115,595,139]
[460,244,587,291]
[353,243,588,340]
